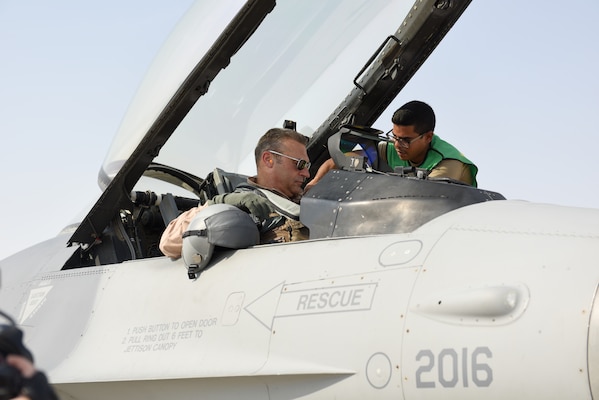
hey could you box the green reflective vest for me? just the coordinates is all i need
[385,135,478,187]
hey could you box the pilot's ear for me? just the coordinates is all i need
[262,151,274,168]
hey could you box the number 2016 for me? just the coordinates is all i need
[415,347,493,388]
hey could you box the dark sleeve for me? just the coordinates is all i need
[20,371,59,400]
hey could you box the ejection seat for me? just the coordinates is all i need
[211,167,249,195]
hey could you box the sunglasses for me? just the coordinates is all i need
[267,150,311,170]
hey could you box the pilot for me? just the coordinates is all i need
[159,127,310,258]
[305,100,478,190]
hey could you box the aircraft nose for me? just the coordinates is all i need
[588,284,599,397]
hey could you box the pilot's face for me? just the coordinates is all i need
[271,139,310,199]
[391,124,432,165]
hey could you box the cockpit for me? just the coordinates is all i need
[62,124,504,270]
[61,0,496,269]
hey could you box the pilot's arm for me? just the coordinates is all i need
[211,191,272,221]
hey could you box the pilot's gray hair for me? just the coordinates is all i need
[254,128,309,164]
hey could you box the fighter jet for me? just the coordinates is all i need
[1,0,599,399]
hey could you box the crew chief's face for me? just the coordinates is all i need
[271,139,310,198]
[391,124,432,165]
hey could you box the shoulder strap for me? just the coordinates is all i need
[255,188,300,220]
[376,141,393,172]
[378,141,388,164]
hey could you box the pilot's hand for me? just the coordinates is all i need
[212,192,272,221]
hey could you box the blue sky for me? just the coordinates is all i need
[0,0,195,260]
[0,0,598,261]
